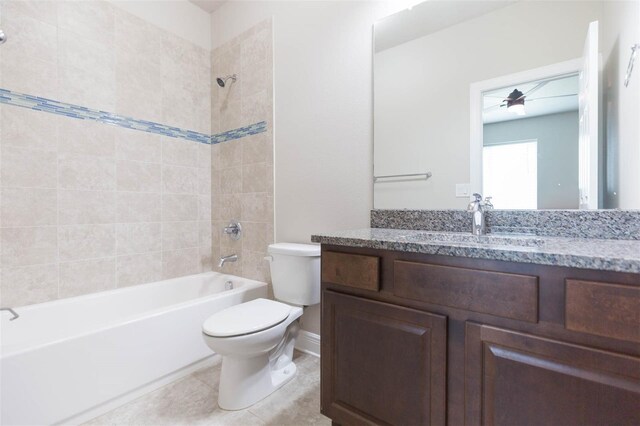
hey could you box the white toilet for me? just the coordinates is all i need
[202,243,320,410]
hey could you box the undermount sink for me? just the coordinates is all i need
[403,232,546,248]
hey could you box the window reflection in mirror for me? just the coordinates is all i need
[481,73,579,209]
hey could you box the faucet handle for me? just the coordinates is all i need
[468,193,483,211]
[484,196,494,209]
[472,193,483,202]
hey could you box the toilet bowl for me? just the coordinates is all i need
[202,243,320,410]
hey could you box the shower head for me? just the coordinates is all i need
[0,30,7,45]
[216,74,237,88]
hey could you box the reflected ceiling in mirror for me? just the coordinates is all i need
[373,0,640,210]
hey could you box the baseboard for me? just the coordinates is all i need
[295,330,320,357]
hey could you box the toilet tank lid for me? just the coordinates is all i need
[268,243,320,256]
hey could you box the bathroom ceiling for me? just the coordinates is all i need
[190,0,227,13]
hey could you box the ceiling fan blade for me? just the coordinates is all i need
[527,94,578,101]
[524,80,549,96]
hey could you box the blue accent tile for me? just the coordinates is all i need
[0,87,269,147]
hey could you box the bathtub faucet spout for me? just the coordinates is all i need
[1,307,19,321]
[218,254,238,268]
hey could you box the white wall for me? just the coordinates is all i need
[109,0,211,50]
[601,0,640,208]
[374,1,603,209]
[212,1,380,334]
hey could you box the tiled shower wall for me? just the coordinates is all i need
[0,1,212,306]
[211,19,274,284]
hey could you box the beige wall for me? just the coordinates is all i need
[0,1,212,307]
[210,19,275,285]
[211,1,377,334]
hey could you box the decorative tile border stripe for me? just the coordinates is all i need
[0,88,212,145]
[211,121,268,144]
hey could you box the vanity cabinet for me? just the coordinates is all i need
[320,246,640,426]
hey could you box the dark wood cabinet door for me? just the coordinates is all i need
[321,290,447,426]
[465,322,640,426]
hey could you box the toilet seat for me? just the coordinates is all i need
[203,298,292,338]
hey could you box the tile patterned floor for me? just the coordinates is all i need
[85,352,330,426]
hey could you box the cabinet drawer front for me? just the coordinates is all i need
[394,260,538,322]
[566,279,640,343]
[321,251,380,291]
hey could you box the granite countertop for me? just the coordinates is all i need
[311,228,640,274]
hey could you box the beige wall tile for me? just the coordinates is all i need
[241,193,273,223]
[241,131,273,165]
[220,166,242,194]
[2,11,57,67]
[241,89,269,126]
[162,165,199,194]
[162,248,199,279]
[59,258,115,298]
[1,56,58,100]
[211,170,221,195]
[1,146,57,188]
[1,106,58,151]
[1,187,57,227]
[115,128,161,163]
[58,117,115,158]
[58,224,116,262]
[0,264,58,307]
[197,144,211,169]
[241,222,270,253]
[1,226,58,267]
[219,140,242,168]
[57,0,115,45]
[59,189,116,225]
[241,250,270,282]
[162,194,198,221]
[162,221,199,250]
[116,252,162,288]
[198,196,212,221]
[162,137,198,168]
[198,167,212,195]
[117,192,161,223]
[58,60,116,112]
[219,194,241,220]
[58,154,116,190]
[58,28,114,84]
[115,51,162,123]
[199,246,213,273]
[199,221,212,248]
[3,0,58,26]
[116,160,161,192]
[116,222,162,255]
[242,162,268,193]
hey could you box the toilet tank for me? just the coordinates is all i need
[267,243,321,306]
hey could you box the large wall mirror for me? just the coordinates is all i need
[373,0,640,210]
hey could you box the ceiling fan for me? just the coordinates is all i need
[484,77,578,116]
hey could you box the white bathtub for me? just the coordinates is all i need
[0,272,267,425]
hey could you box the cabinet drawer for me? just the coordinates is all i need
[322,251,380,291]
[566,279,640,343]
[394,260,538,322]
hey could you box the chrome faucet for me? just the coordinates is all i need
[218,254,238,268]
[1,307,19,321]
[467,193,487,236]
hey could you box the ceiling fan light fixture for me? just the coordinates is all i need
[506,89,526,115]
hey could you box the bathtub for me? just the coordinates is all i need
[0,272,267,425]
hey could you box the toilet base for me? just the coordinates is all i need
[218,354,298,410]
